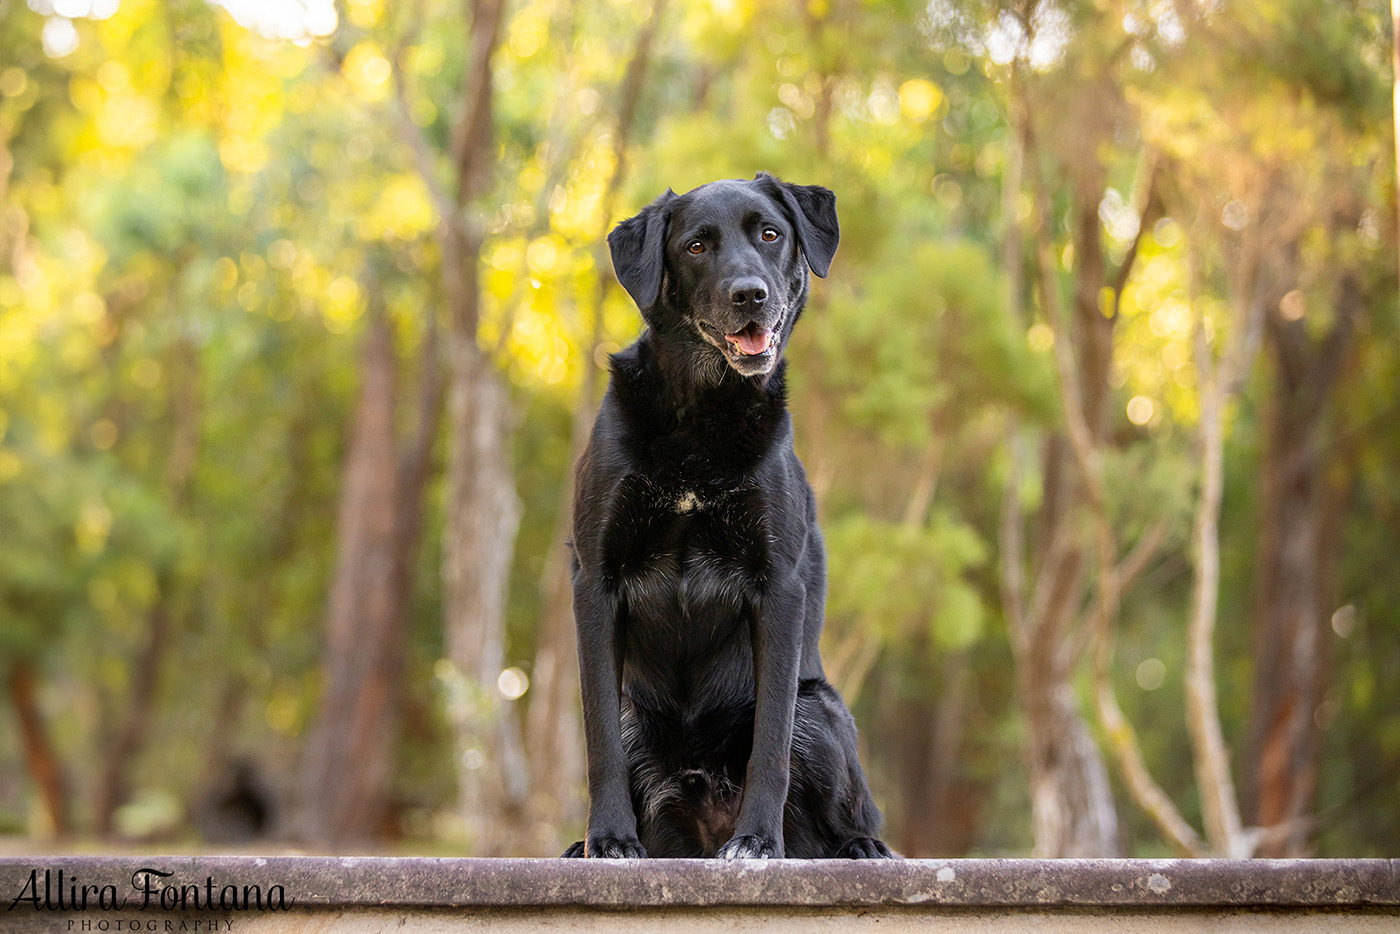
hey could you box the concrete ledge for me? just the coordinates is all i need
[2,857,1397,932]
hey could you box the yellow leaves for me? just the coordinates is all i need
[95,60,129,93]
[405,42,444,79]
[0,275,19,312]
[99,92,161,152]
[526,235,563,276]
[215,24,290,175]
[550,138,615,239]
[213,256,239,291]
[1111,231,1213,428]
[356,174,437,242]
[508,10,549,60]
[322,276,363,334]
[709,0,743,23]
[68,76,105,114]
[897,79,944,122]
[346,0,384,30]
[489,243,524,274]
[484,242,523,309]
[73,291,105,325]
[236,280,260,311]
[0,226,112,405]
[267,239,297,270]
[506,306,571,387]
[342,43,393,102]
[481,231,599,390]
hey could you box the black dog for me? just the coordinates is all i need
[563,173,891,859]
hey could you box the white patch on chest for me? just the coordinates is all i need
[674,491,702,514]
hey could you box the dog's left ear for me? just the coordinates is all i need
[609,189,676,311]
[760,174,840,278]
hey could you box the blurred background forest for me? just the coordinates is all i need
[1,0,1398,858]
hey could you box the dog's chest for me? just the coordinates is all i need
[602,474,770,624]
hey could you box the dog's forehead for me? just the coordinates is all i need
[673,180,780,229]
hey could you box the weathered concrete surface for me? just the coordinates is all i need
[1,857,1396,933]
[13,907,1400,934]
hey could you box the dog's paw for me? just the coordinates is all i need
[585,833,647,858]
[834,836,895,859]
[717,834,780,860]
[560,840,586,858]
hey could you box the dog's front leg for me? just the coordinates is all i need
[718,579,804,859]
[574,574,646,858]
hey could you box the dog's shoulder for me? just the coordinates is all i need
[599,336,664,428]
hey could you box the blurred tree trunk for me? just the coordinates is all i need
[443,337,526,854]
[1005,115,1123,856]
[997,77,1115,857]
[524,0,667,853]
[1006,428,1125,859]
[432,0,526,855]
[1247,273,1361,855]
[384,0,521,855]
[6,663,70,837]
[300,309,413,846]
[1013,544,1121,858]
[1179,233,1265,858]
[893,648,972,856]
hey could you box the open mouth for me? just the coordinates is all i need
[693,316,782,375]
[724,322,775,357]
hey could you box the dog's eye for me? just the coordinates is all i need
[687,240,705,254]
[762,228,780,242]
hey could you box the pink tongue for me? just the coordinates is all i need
[727,326,773,356]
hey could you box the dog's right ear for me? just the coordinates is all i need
[609,190,675,312]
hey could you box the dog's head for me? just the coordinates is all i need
[608,173,839,378]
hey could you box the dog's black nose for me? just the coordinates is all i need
[730,277,768,306]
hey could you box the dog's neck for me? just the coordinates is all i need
[608,330,791,478]
[645,327,786,411]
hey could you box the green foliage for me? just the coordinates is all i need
[826,509,987,651]
[822,239,1052,449]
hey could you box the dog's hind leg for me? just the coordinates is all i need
[783,679,895,858]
